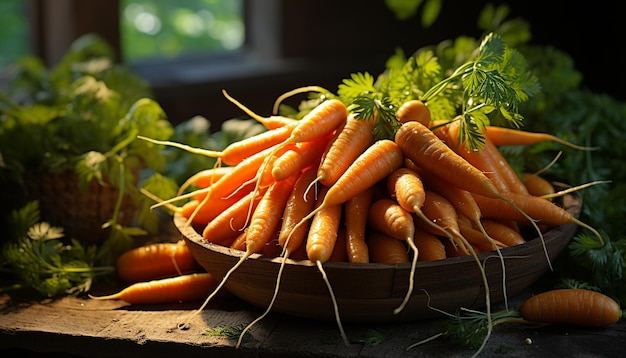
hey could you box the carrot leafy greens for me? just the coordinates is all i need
[338,32,541,151]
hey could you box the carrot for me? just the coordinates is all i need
[317,113,376,186]
[413,229,447,261]
[519,289,623,327]
[480,219,526,247]
[471,191,604,244]
[367,197,419,314]
[277,167,318,256]
[523,172,555,197]
[90,273,218,305]
[215,121,298,165]
[395,121,506,200]
[154,144,277,216]
[329,224,349,262]
[415,164,491,239]
[446,120,528,195]
[367,231,410,264]
[178,166,233,195]
[386,167,455,242]
[484,126,600,151]
[456,214,506,252]
[287,139,404,245]
[306,186,343,263]
[415,189,470,256]
[116,241,199,283]
[396,100,431,126]
[270,134,330,181]
[344,187,374,263]
[201,186,266,244]
[179,179,256,225]
[222,89,297,130]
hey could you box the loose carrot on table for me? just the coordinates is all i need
[90,272,218,305]
[483,126,600,151]
[519,288,623,327]
[116,240,199,283]
[396,100,431,126]
[344,186,374,264]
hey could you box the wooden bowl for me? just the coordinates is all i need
[175,191,580,323]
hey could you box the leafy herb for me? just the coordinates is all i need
[0,34,178,264]
[1,201,114,297]
[202,324,251,343]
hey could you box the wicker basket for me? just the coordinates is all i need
[25,170,137,245]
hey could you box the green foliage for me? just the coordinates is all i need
[1,201,114,297]
[335,31,538,150]
[0,34,176,269]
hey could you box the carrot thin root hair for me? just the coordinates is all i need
[272,85,331,114]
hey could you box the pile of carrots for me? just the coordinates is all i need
[168,98,599,266]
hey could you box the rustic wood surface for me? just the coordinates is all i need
[1,272,625,358]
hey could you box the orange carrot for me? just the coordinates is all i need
[386,167,450,240]
[367,197,419,314]
[396,100,431,126]
[178,166,233,195]
[243,173,299,254]
[480,219,526,247]
[278,167,318,256]
[395,121,505,200]
[201,186,266,244]
[216,121,298,165]
[367,231,410,264]
[90,273,218,305]
[317,113,376,186]
[471,191,603,244]
[456,214,506,252]
[271,134,331,181]
[344,187,374,263]
[415,189,470,256]
[306,186,343,264]
[519,289,623,327]
[329,226,349,262]
[413,228,447,261]
[523,172,555,197]
[179,178,256,225]
[446,121,528,195]
[484,126,600,151]
[116,241,199,283]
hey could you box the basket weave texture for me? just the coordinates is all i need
[25,171,137,245]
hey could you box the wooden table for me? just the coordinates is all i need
[1,273,624,358]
